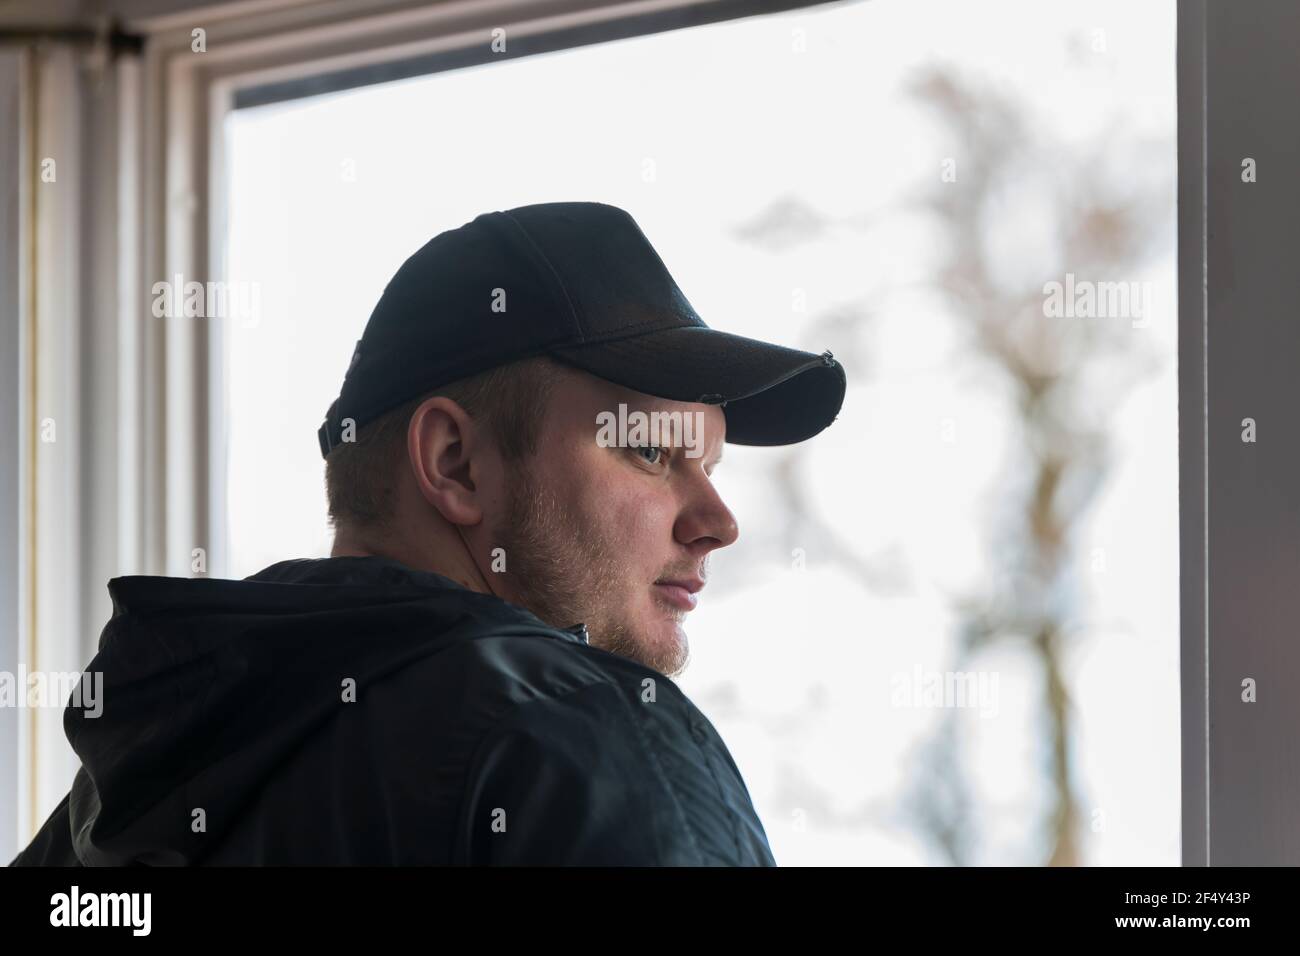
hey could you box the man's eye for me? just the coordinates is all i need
[633,445,666,466]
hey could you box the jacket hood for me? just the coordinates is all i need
[65,556,584,865]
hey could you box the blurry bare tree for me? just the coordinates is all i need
[727,65,1172,865]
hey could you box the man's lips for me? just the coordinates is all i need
[653,577,704,611]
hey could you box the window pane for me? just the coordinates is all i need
[224,0,1177,865]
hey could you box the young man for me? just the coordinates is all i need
[12,201,845,866]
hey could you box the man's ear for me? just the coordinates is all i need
[407,396,484,527]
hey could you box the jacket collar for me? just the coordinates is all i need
[246,556,592,645]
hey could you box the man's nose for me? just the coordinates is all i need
[673,475,740,552]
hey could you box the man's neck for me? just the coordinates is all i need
[330,528,494,597]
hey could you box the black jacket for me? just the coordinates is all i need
[9,556,776,866]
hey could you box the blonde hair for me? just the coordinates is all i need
[324,355,567,532]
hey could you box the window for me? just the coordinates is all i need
[222,0,1177,864]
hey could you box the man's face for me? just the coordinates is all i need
[489,370,736,677]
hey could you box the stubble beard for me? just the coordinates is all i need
[493,468,690,678]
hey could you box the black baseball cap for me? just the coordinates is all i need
[317,201,846,458]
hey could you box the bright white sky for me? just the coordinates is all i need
[225,0,1177,865]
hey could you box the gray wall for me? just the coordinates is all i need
[1182,0,1300,865]
[0,49,23,865]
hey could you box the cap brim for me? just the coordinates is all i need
[548,325,846,446]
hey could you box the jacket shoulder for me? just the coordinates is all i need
[443,641,776,866]
[453,678,707,865]
[9,791,83,867]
